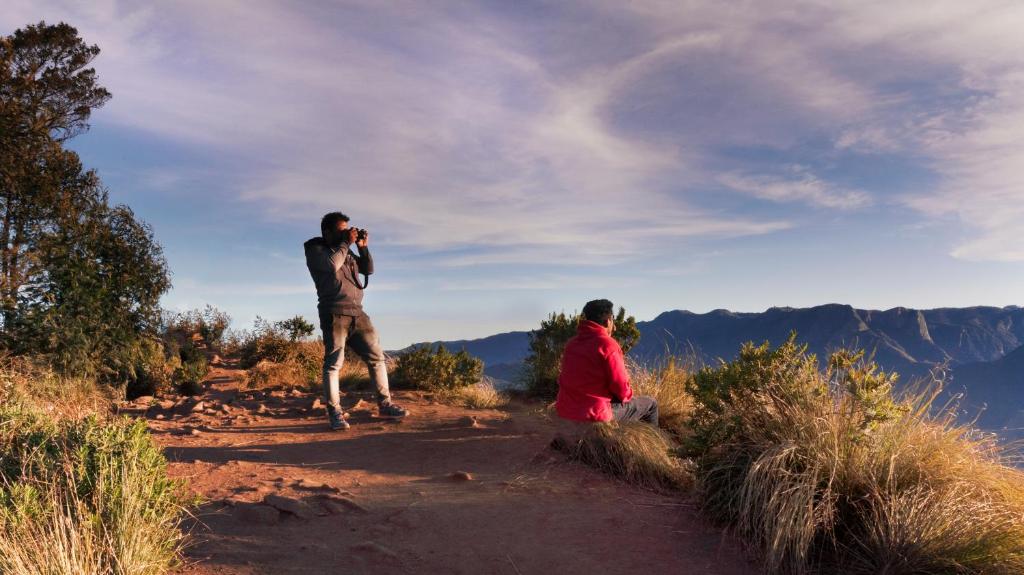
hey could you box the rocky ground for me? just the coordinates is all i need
[121,363,756,575]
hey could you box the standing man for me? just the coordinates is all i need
[556,299,658,426]
[304,212,407,430]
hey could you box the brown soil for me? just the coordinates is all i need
[133,365,757,575]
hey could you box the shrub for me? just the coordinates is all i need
[236,317,297,368]
[235,322,326,391]
[523,307,639,399]
[163,305,231,349]
[391,344,483,391]
[685,334,1024,574]
[121,338,176,400]
[0,399,188,574]
[173,341,209,396]
[277,315,315,342]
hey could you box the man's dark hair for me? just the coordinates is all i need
[320,212,350,238]
[582,299,615,325]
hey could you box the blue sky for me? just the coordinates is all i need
[4,1,1024,348]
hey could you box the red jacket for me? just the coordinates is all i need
[556,320,633,422]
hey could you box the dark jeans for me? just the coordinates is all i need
[319,312,391,411]
[610,395,659,426]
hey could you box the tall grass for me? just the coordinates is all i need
[686,335,1024,574]
[0,361,189,575]
[628,356,693,440]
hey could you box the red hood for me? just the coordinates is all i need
[577,319,609,337]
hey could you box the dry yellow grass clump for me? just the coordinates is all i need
[0,359,190,575]
[436,381,510,409]
[553,421,693,492]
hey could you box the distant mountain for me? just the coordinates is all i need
[633,304,1024,377]
[401,304,1024,433]
[948,344,1024,438]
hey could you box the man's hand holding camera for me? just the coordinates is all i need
[342,227,369,248]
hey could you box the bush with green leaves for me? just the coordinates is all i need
[172,341,209,396]
[523,307,640,398]
[277,315,315,342]
[0,399,189,574]
[684,333,1024,574]
[391,344,483,391]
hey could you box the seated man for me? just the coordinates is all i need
[556,299,658,426]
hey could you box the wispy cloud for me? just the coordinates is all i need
[719,167,872,210]
[4,0,1024,344]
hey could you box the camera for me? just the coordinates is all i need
[354,228,368,242]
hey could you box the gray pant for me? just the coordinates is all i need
[319,312,391,412]
[610,395,659,427]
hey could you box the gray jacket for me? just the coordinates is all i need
[304,237,374,316]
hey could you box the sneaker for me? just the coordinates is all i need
[327,407,350,431]
[377,402,408,418]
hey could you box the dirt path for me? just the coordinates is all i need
[131,365,756,575]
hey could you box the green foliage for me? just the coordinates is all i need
[683,333,1024,574]
[172,341,208,396]
[685,333,825,453]
[0,22,170,386]
[391,344,483,391]
[277,315,315,342]
[523,307,640,398]
[0,400,188,573]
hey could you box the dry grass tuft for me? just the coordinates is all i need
[0,354,114,418]
[553,421,694,492]
[436,381,509,410]
[628,357,694,440]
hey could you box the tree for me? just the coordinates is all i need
[0,22,170,384]
[276,316,315,343]
[523,307,640,398]
[1,22,111,324]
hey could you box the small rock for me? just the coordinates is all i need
[256,404,268,414]
[189,401,205,413]
[289,389,304,398]
[155,414,166,420]
[158,399,176,410]
[457,416,480,428]
[189,428,202,436]
[219,404,231,413]
[450,471,473,482]
[308,398,324,412]
[234,503,280,525]
[318,494,369,514]
[263,494,316,519]
[351,399,373,412]
[350,541,398,559]
[133,395,155,405]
